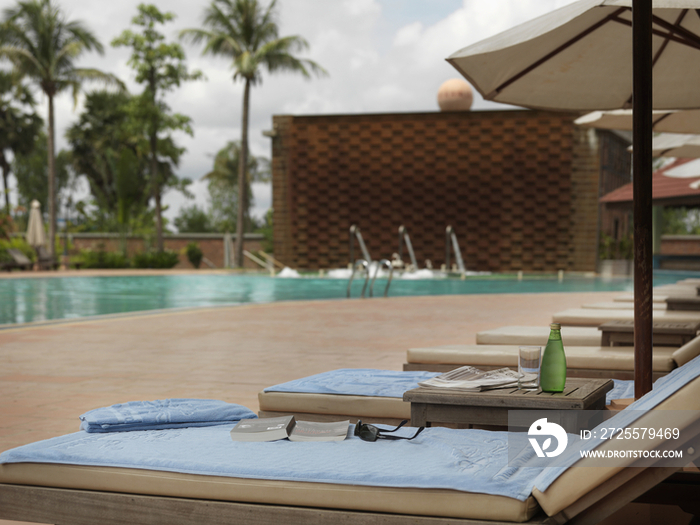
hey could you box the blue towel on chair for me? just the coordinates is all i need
[264,369,440,397]
[79,399,257,433]
[264,369,634,405]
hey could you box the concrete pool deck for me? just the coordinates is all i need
[1,286,670,525]
[0,289,624,455]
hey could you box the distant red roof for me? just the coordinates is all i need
[600,158,700,207]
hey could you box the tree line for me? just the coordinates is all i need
[0,0,325,267]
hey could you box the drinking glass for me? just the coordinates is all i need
[518,346,541,390]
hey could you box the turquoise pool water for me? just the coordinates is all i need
[0,270,694,326]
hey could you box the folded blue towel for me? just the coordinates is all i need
[264,369,440,398]
[607,379,634,404]
[79,399,257,433]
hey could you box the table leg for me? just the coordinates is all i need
[410,403,429,427]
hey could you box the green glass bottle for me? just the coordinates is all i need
[540,323,567,392]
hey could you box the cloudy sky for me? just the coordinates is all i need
[7,0,578,227]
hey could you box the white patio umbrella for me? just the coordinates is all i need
[447,0,700,397]
[576,108,700,134]
[26,199,46,248]
[651,133,700,157]
[448,1,700,111]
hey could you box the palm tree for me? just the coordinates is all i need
[0,71,42,213]
[203,140,269,232]
[0,0,123,258]
[180,0,326,267]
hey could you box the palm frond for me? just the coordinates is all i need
[178,27,213,47]
[0,0,109,98]
[186,0,326,86]
[73,68,126,90]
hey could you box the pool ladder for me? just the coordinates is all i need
[347,259,394,298]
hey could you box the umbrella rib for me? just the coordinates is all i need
[623,11,690,108]
[650,11,700,50]
[610,14,700,51]
[489,7,628,98]
[652,11,688,67]
[652,112,673,127]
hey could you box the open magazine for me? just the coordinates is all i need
[230,415,350,442]
[417,365,519,392]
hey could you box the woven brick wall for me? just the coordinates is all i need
[271,110,625,272]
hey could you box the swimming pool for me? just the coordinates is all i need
[0,270,693,326]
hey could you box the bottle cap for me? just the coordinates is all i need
[550,323,561,330]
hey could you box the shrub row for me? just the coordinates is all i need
[78,249,180,269]
[0,238,36,263]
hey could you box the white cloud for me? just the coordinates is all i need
[13,0,578,230]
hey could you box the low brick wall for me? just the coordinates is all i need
[68,233,264,269]
[661,235,700,256]
[655,235,700,271]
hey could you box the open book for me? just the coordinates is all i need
[417,366,519,392]
[230,415,349,442]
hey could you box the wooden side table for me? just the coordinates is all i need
[666,296,700,311]
[598,319,700,347]
[403,378,613,432]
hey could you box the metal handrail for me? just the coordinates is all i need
[398,225,418,271]
[445,226,453,270]
[445,225,466,276]
[347,259,370,298]
[369,259,394,298]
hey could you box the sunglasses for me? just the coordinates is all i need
[354,420,425,442]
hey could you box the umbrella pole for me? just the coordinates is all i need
[632,0,653,398]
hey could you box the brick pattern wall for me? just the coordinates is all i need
[598,130,633,241]
[71,234,263,269]
[568,127,601,270]
[271,110,627,272]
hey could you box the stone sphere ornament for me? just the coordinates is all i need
[437,79,474,111]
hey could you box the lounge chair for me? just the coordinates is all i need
[403,335,700,379]
[476,322,698,348]
[258,369,431,425]
[614,293,669,303]
[257,368,635,425]
[35,245,58,270]
[666,296,700,311]
[1,248,32,272]
[613,283,700,304]
[581,301,666,310]
[552,307,700,326]
[475,325,602,346]
[1,355,699,525]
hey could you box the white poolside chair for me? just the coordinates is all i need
[403,336,700,380]
[552,307,700,327]
[475,325,602,346]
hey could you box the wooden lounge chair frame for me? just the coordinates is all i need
[35,245,58,270]
[1,248,32,271]
[0,470,697,525]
